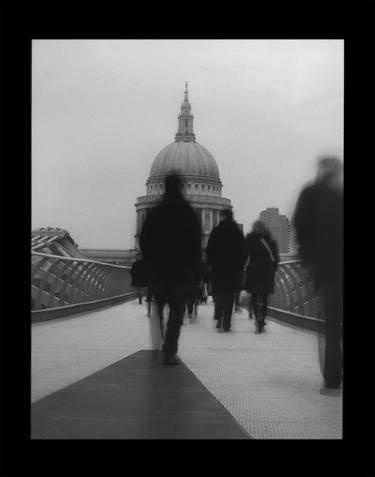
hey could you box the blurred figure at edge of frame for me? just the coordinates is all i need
[293,156,343,389]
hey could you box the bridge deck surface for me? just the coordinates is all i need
[32,299,342,439]
[32,350,250,439]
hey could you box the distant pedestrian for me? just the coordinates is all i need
[130,253,148,305]
[234,269,245,312]
[206,209,245,332]
[185,256,204,322]
[293,156,343,389]
[243,221,279,333]
[140,173,201,365]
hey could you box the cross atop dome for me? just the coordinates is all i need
[175,82,196,142]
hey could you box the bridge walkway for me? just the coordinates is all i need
[32,298,342,439]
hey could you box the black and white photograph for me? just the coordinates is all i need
[30,39,344,441]
[1,0,375,470]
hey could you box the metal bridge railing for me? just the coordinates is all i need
[31,252,323,329]
[268,260,324,330]
[31,252,134,314]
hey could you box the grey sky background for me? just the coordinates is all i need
[32,40,343,249]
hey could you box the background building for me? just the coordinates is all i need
[259,208,291,254]
[135,83,233,249]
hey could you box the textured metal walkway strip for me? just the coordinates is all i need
[31,350,252,439]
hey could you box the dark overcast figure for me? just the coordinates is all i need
[206,209,245,332]
[139,173,201,365]
[243,221,279,333]
[293,156,343,389]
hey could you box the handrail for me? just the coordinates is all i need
[31,250,320,327]
[31,291,136,323]
[32,251,131,270]
[270,260,322,321]
[31,251,134,312]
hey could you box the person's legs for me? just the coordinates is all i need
[247,292,253,319]
[261,294,268,328]
[157,301,165,337]
[186,297,194,316]
[251,293,258,317]
[251,293,261,333]
[321,283,342,388]
[234,290,240,311]
[146,287,153,316]
[137,287,143,304]
[223,290,235,331]
[162,296,185,359]
[214,293,224,329]
[193,298,198,317]
[204,283,209,303]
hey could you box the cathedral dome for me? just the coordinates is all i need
[135,82,232,250]
[147,82,221,183]
[149,141,220,181]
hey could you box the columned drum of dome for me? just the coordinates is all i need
[135,83,232,249]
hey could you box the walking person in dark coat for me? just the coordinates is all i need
[206,209,245,332]
[292,156,343,389]
[139,173,201,365]
[243,220,279,333]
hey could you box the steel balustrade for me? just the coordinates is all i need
[31,252,134,313]
[269,260,324,330]
[31,252,325,330]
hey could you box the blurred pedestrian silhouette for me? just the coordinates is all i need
[243,221,279,333]
[139,173,201,365]
[206,209,245,332]
[130,252,148,305]
[293,156,343,388]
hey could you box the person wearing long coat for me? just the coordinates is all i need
[243,221,279,330]
[293,156,343,389]
[206,209,245,332]
[139,173,201,365]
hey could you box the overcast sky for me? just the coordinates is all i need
[32,39,343,249]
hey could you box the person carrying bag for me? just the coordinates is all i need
[243,220,279,332]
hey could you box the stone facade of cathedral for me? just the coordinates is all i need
[135,83,232,249]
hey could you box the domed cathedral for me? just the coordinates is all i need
[135,82,232,249]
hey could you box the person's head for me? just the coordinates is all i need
[220,208,233,221]
[252,220,268,235]
[316,156,343,184]
[164,172,183,198]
